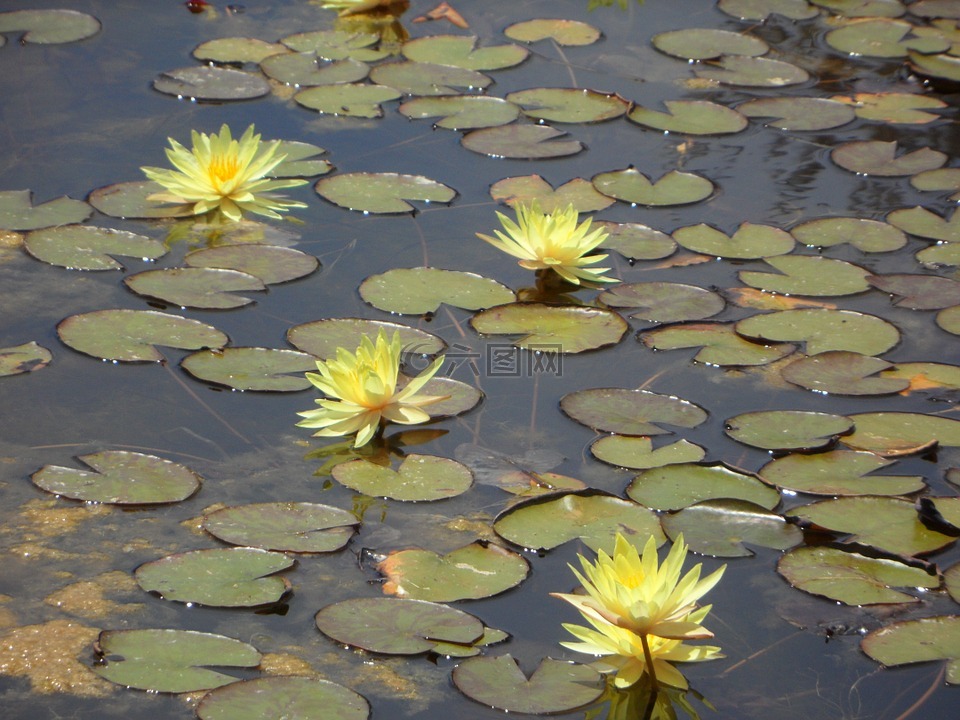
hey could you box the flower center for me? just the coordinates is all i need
[208,154,241,184]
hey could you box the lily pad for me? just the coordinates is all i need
[672,222,794,259]
[832,91,947,124]
[192,37,289,64]
[592,168,714,206]
[652,28,769,59]
[315,172,456,213]
[504,19,601,46]
[493,490,664,553]
[287,318,444,359]
[917,243,960,266]
[506,88,629,124]
[738,255,872,296]
[591,436,706,470]
[938,305,960,335]
[782,352,908,395]
[887,206,960,242]
[453,655,603,714]
[261,53,369,86]
[0,190,91,230]
[627,100,748,135]
[368,61,491,95]
[202,502,357,553]
[332,454,473,501]
[693,56,809,87]
[418,376,482,418]
[88,181,195,219]
[185,245,318,285]
[197,676,370,720]
[490,175,614,213]
[93,629,260,693]
[462,125,584,159]
[561,387,707,436]
[862,616,960,684]
[725,410,854,451]
[869,273,960,309]
[596,221,677,260]
[642,322,796,367]
[880,362,960,393]
[378,541,529,601]
[717,0,820,20]
[825,18,950,57]
[281,29,387,62]
[737,97,856,130]
[831,140,946,176]
[181,347,317,392]
[57,309,227,362]
[271,140,334,178]
[735,308,900,356]
[791,217,907,252]
[0,9,100,45]
[843,412,960,454]
[23,225,166,270]
[759,449,925,496]
[402,35,528,71]
[32,450,201,505]
[471,304,627,354]
[295,83,402,118]
[662,499,802,557]
[135,547,293,607]
[124,267,266,310]
[778,546,939,605]
[910,168,960,201]
[627,462,781,511]
[153,66,271,101]
[399,96,519,130]
[599,282,724,323]
[811,0,905,17]
[359,267,515,314]
[0,341,51,376]
[908,50,960,82]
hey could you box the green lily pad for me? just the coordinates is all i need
[843,412,960,454]
[869,273,960,309]
[641,323,795,367]
[652,28,769,59]
[627,462,781,512]
[271,140,333,178]
[910,0,960,18]
[759,449,925,496]
[917,243,960,266]
[811,0,905,17]
[281,29,387,62]
[332,454,473,501]
[504,19,601,46]
[791,496,956,556]
[947,562,960,604]
[862,616,960,684]
[181,347,317,391]
[490,175,614,213]
[399,96,519,130]
[599,282,725,323]
[368,61,491,95]
[57,309,227,362]
[471,304,627,354]
[778,546,939,605]
[0,341,51,376]
[378,541,529,601]
[938,305,960,335]
[781,352,909,395]
[791,217,907,252]
[911,168,960,201]
[32,450,201,505]
[0,9,100,45]
[0,190,91,230]
[717,0,819,20]
[672,222,794,259]
[197,676,370,720]
[493,490,664,553]
[315,172,456,214]
[184,245,318,285]
[832,91,947,124]
[738,256,872,296]
[359,267,515,314]
[153,66,271,101]
[506,88,629,124]
[23,225,166,270]
[202,502,357,553]
[596,221,677,260]
[735,308,900,355]
[725,410,854,451]
[825,18,950,57]
[93,629,260,693]
[887,206,960,242]
[627,100,748,135]
[261,53,369,86]
[831,140,947,176]
[737,97,856,130]
[591,436,706,470]
[124,268,266,310]
[693,56,809,87]
[136,547,293,607]
[315,597,485,654]
[402,35,528,71]
[408,375,479,418]
[452,655,604,714]
[561,387,707,436]
[192,37,289,64]
[592,167,714,207]
[295,83,402,118]
[880,362,960,393]
[908,50,960,81]
[662,499,803,557]
[287,318,444,359]
[88,181,195,219]
[462,125,584,159]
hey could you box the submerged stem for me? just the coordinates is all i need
[640,633,660,692]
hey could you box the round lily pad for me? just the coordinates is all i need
[725,410,854,451]
[717,0,819,20]
[368,61,492,95]
[627,462,781,511]
[185,245,319,285]
[287,318,445,359]
[471,304,627,354]
[652,28,769,59]
[270,140,333,178]
[908,50,960,82]
[831,140,947,176]
[124,268,266,310]
[87,181,195,219]
[862,616,960,684]
[402,35,528,71]
[738,255,872,296]
[57,309,227,362]
[561,387,707,436]
[359,267,515,314]
[843,412,960,454]
[693,56,809,87]
[627,100,748,135]
[93,629,261,693]
[590,436,706,470]
[197,676,370,720]
[759,449,925,496]
[281,29,386,62]
[600,282,725,323]
[596,221,677,260]
[332,454,473,501]
[0,189,91,230]
[399,96,519,130]
[781,352,909,395]
[791,217,907,252]
[887,206,960,243]
[504,19,601,46]
[315,172,456,214]
[193,37,289,65]
[825,18,950,57]
[24,225,166,270]
[506,88,629,124]
[811,0,905,18]
[735,308,900,356]
[869,273,960,310]
[261,53,369,86]
[0,341,51,376]
[938,305,960,335]
[0,9,100,44]
[413,375,483,419]
[662,499,802,557]
[181,347,318,392]
[880,362,960,393]
[833,91,947,124]
[295,83,402,118]
[737,96,856,130]
[490,175,614,213]
[153,66,271,101]
[203,502,357,553]
[462,125,584,160]
[592,168,714,207]
[911,167,960,201]
[136,547,293,607]
[641,322,796,367]
[378,541,529,601]
[32,450,201,505]
[672,222,795,259]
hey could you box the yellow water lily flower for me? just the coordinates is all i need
[141,124,307,222]
[476,202,617,285]
[320,0,399,15]
[297,330,447,447]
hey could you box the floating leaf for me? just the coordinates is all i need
[599,282,725,323]
[493,490,664,553]
[717,0,819,20]
[627,462,781,511]
[490,175,614,213]
[652,28,769,59]
[911,168,960,202]
[725,410,853,451]
[662,499,802,557]
[185,245,318,285]
[791,217,907,252]
[868,273,960,309]
[672,222,794,259]
[124,268,266,310]
[295,83,402,118]
[504,19,601,46]
[453,655,603,714]
[368,61,491,95]
[782,352,908,395]
[738,256,872,296]
[735,308,900,355]
[627,100,748,135]
[136,548,293,607]
[0,341,51,376]
[93,629,260,693]
[0,190,91,230]
[887,206,960,242]
[181,347,317,391]
[592,168,714,207]
[693,56,809,87]
[642,322,796,367]
[760,449,924,496]
[315,172,455,214]
[843,412,960,454]
[862,616,960,684]
[778,546,939,605]
[402,35,528,71]
[332,454,473,501]
[917,243,960,266]
[192,37,288,64]
[379,541,529,601]
[561,387,707,436]
[271,140,333,178]
[908,50,960,81]
[281,29,387,62]
[88,181,195,219]
[153,66,271,101]
[880,361,960,393]
[287,318,444,359]
[462,125,583,159]
[202,502,357,553]
[57,309,227,362]
[399,96,519,130]
[197,676,370,720]
[948,562,960,604]
[471,304,627,354]
[937,305,960,335]
[0,9,100,44]
[261,53,369,86]
[24,226,166,270]
[359,267,515,314]
[596,221,677,260]
[831,140,946,176]
[737,97,856,130]
[506,88,629,124]
[811,0,905,18]
[825,18,950,57]
[832,91,947,124]
[591,436,706,470]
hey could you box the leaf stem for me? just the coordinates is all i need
[640,633,660,692]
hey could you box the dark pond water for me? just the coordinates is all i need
[1,0,959,718]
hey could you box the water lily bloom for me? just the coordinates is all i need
[320,0,400,15]
[141,124,307,222]
[297,330,447,447]
[476,202,617,285]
